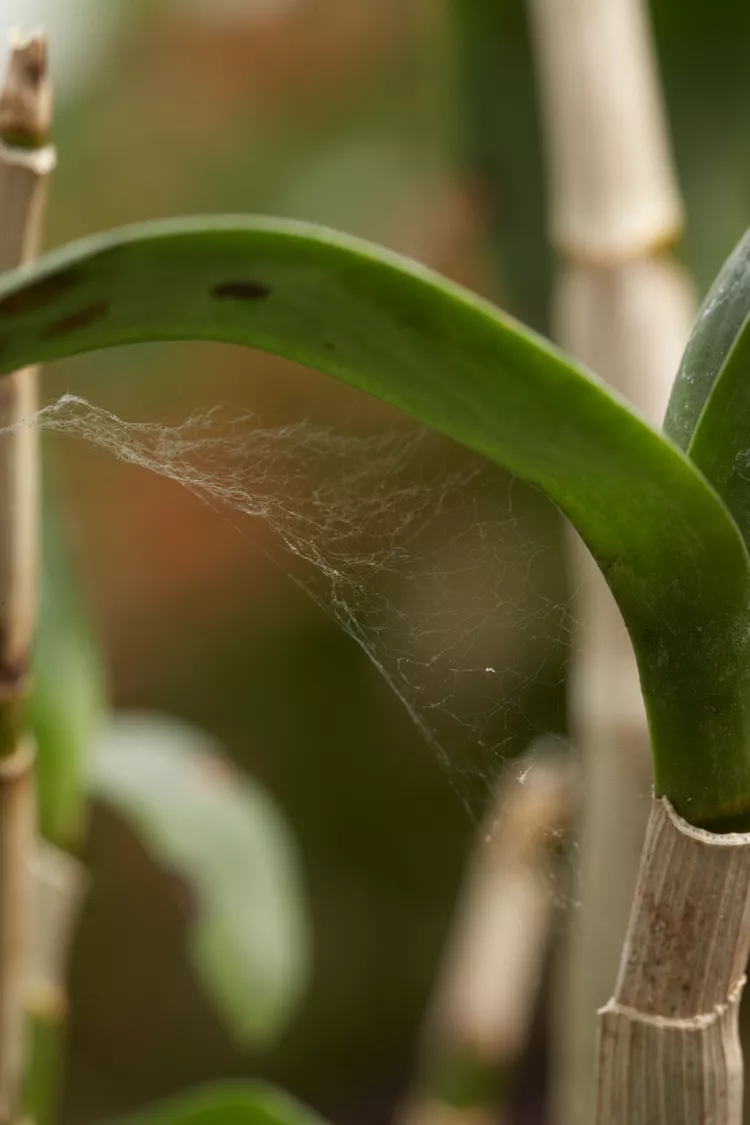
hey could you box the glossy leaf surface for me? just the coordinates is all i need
[0,216,749,822]
[664,231,750,562]
[664,231,750,450]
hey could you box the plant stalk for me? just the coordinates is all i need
[0,31,53,710]
[0,742,34,1124]
[525,0,695,1121]
[596,797,750,1124]
[24,844,87,1125]
[0,29,54,1125]
[397,748,572,1124]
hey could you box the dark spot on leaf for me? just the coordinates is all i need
[39,299,111,340]
[323,341,336,352]
[211,280,271,301]
[0,268,83,318]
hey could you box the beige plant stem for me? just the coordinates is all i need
[0,30,53,710]
[0,28,54,1125]
[397,749,572,1125]
[525,1,695,1122]
[24,843,87,1125]
[0,743,34,1124]
[526,0,681,264]
[27,844,87,1032]
[596,798,750,1125]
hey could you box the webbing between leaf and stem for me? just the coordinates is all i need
[0,216,746,826]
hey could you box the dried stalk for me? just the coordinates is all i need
[24,844,87,1125]
[526,0,682,264]
[596,797,750,1124]
[397,749,572,1125]
[0,743,34,1124]
[0,31,53,712]
[525,1,695,1122]
[27,844,86,1026]
[0,29,54,1125]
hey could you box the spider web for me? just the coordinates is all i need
[29,392,576,818]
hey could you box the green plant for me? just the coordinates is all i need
[0,30,313,1125]
[25,492,311,1125]
[0,215,748,1121]
[0,217,744,822]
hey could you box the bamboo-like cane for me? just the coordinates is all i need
[24,844,87,1125]
[397,749,573,1125]
[0,29,54,1124]
[596,800,750,1124]
[0,744,34,1124]
[0,32,52,678]
[27,845,87,1028]
[525,1,696,1122]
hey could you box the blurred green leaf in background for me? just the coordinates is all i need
[90,714,311,1050]
[111,1083,327,1125]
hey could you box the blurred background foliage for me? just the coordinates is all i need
[1,0,748,1123]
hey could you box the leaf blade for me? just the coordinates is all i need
[1,215,749,821]
[90,713,310,1048]
[109,1082,328,1125]
[681,316,750,555]
[661,230,750,569]
[664,230,750,450]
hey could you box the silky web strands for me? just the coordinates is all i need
[21,392,579,819]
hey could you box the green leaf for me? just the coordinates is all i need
[31,488,108,848]
[664,230,750,450]
[90,713,310,1048]
[663,231,750,562]
[0,215,749,823]
[109,1082,327,1125]
[681,316,750,551]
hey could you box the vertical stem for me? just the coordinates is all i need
[397,749,572,1125]
[596,798,750,1124]
[525,1,695,1122]
[24,845,87,1125]
[526,0,682,264]
[0,29,54,1125]
[0,32,53,703]
[0,743,34,1123]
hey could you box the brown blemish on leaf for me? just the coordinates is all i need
[211,280,271,301]
[0,268,83,318]
[39,299,111,340]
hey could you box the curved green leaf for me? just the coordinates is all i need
[663,231,750,562]
[664,230,750,450]
[90,713,310,1048]
[109,1083,327,1125]
[0,216,749,823]
[681,313,750,553]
